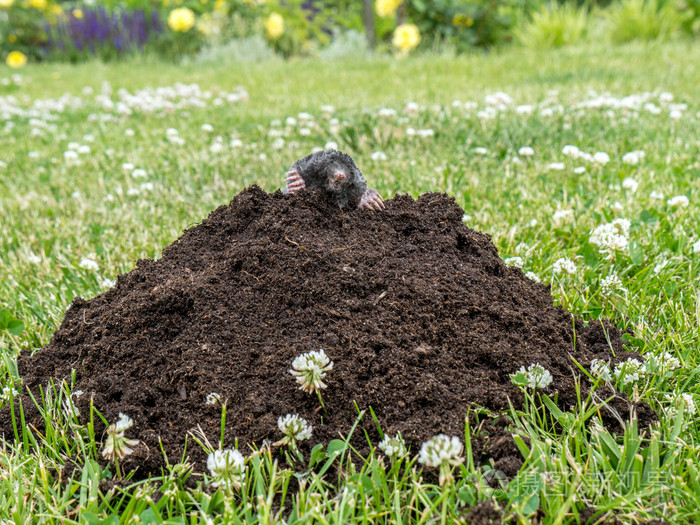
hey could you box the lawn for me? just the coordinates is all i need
[1,41,699,523]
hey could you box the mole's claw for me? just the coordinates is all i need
[285,171,306,194]
[359,189,384,211]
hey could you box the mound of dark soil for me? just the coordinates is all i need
[3,186,653,477]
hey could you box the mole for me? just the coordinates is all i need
[284,149,384,210]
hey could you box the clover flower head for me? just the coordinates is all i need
[525,271,541,283]
[102,413,139,461]
[553,257,576,275]
[622,177,639,192]
[504,256,524,269]
[206,449,246,490]
[552,209,573,225]
[589,219,630,257]
[593,152,610,165]
[516,363,554,389]
[622,150,645,165]
[667,195,689,208]
[0,386,19,403]
[693,239,700,254]
[518,146,535,157]
[275,414,312,449]
[664,393,697,423]
[289,349,333,394]
[613,358,644,386]
[600,274,627,297]
[378,433,407,459]
[645,352,680,374]
[206,392,222,406]
[418,434,463,468]
[590,359,612,381]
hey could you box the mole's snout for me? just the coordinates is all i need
[333,172,346,181]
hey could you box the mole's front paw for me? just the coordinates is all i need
[285,170,306,193]
[358,189,385,211]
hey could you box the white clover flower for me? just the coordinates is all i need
[0,386,19,403]
[274,414,312,449]
[562,145,581,157]
[553,257,576,275]
[77,144,91,155]
[417,129,434,137]
[125,128,135,137]
[589,219,630,257]
[669,109,682,120]
[593,152,610,165]
[230,138,243,148]
[289,349,333,394]
[552,209,573,225]
[207,449,245,490]
[667,195,689,208]
[548,162,565,171]
[590,359,612,381]
[99,277,115,288]
[473,147,488,155]
[504,256,524,269]
[622,177,639,192]
[418,434,463,484]
[122,162,135,172]
[62,389,83,418]
[613,358,644,387]
[320,104,335,114]
[201,123,214,133]
[573,166,586,174]
[462,214,472,222]
[324,141,338,150]
[518,146,535,157]
[622,150,645,165]
[378,433,407,460]
[377,108,397,118]
[206,392,222,406]
[79,258,99,271]
[371,151,387,161]
[516,363,553,389]
[650,190,665,200]
[664,393,697,422]
[102,413,139,461]
[653,260,668,274]
[64,150,80,166]
[693,240,700,254]
[131,168,147,178]
[600,274,627,296]
[645,352,680,374]
[27,253,42,264]
[525,271,540,283]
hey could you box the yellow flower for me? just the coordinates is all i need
[392,23,421,54]
[214,0,226,12]
[452,13,473,27]
[375,0,401,18]
[168,7,195,32]
[265,12,284,40]
[28,0,47,9]
[6,51,27,68]
[0,0,15,9]
[73,8,83,19]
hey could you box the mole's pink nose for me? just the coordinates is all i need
[334,172,346,181]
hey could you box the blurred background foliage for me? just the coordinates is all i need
[1,0,699,64]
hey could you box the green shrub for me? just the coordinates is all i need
[514,2,589,49]
[605,0,681,42]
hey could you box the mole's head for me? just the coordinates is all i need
[319,150,361,194]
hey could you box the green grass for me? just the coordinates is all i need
[1,41,699,523]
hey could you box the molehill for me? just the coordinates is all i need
[3,186,653,477]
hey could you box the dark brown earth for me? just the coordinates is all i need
[2,186,653,479]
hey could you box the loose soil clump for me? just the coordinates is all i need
[3,187,653,476]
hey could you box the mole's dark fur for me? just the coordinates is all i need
[287,150,368,209]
